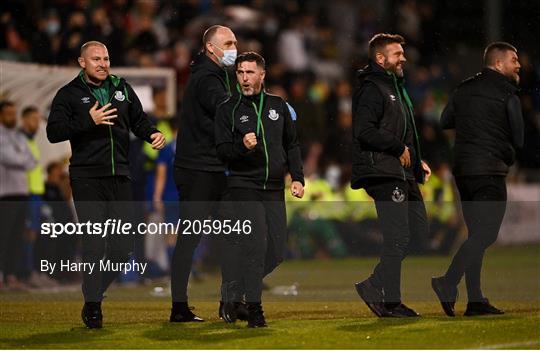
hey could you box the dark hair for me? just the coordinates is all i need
[202,25,224,52]
[0,100,15,113]
[483,42,517,66]
[368,33,405,60]
[235,51,266,69]
[22,106,38,117]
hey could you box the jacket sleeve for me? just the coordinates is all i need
[197,74,230,118]
[283,101,304,185]
[46,88,95,143]
[126,83,159,143]
[0,133,37,170]
[506,94,524,148]
[215,100,251,162]
[352,82,405,157]
[440,93,456,129]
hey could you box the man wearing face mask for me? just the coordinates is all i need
[170,25,238,322]
[351,33,431,318]
[432,42,523,317]
[215,52,304,327]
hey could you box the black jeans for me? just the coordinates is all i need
[220,188,287,304]
[70,176,134,302]
[444,175,507,302]
[170,167,227,302]
[0,196,28,280]
[364,178,428,303]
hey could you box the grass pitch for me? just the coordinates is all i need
[1,245,539,349]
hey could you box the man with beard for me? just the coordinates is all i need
[170,25,238,322]
[47,41,165,328]
[432,42,523,317]
[215,52,304,327]
[351,33,431,317]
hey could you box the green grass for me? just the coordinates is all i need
[1,245,539,349]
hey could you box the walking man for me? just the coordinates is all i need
[47,41,165,328]
[432,42,523,317]
[351,33,431,318]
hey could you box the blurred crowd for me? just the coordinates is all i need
[1,0,539,290]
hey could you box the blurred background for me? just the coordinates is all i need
[0,0,538,291]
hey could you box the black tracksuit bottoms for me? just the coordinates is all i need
[220,188,287,304]
[70,176,134,302]
[444,175,507,302]
[0,196,28,280]
[364,178,428,303]
[170,167,227,302]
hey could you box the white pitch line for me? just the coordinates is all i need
[479,340,540,349]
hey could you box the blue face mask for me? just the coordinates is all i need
[212,43,237,67]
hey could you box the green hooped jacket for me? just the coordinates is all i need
[47,71,159,178]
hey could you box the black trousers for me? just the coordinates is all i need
[444,175,507,302]
[170,167,227,302]
[220,188,287,304]
[70,176,134,302]
[0,195,28,280]
[364,178,428,303]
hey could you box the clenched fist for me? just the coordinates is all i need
[243,132,258,150]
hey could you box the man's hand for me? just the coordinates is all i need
[89,102,117,125]
[421,160,432,182]
[150,132,166,150]
[290,181,304,198]
[243,132,257,150]
[399,145,411,168]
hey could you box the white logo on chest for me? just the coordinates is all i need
[389,94,397,102]
[240,115,249,123]
[81,97,91,104]
[114,90,125,102]
[268,109,279,121]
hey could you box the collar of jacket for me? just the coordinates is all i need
[190,51,227,76]
[481,67,519,91]
[356,60,404,83]
[77,70,122,88]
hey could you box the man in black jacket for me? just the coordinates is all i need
[351,33,431,318]
[215,52,304,327]
[47,41,165,328]
[170,25,238,322]
[432,42,523,317]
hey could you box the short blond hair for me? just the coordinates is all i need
[80,41,107,56]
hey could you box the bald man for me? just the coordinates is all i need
[47,41,165,329]
[170,25,238,322]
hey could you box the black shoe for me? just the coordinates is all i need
[431,276,458,317]
[169,302,204,322]
[354,279,392,317]
[388,303,421,317]
[81,302,102,329]
[464,299,504,316]
[220,301,237,323]
[219,301,250,321]
[247,303,267,328]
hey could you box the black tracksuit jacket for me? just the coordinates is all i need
[351,61,424,189]
[174,52,233,172]
[214,88,304,190]
[441,68,524,176]
[47,72,159,178]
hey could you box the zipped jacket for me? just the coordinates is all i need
[47,72,159,178]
